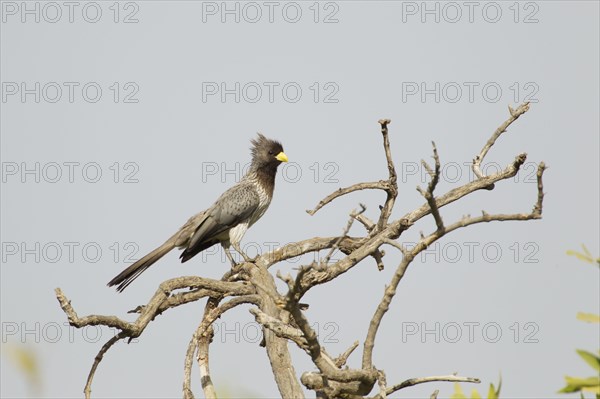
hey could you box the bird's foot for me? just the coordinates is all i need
[232,244,256,264]
[229,264,248,281]
[224,247,239,268]
[240,253,256,263]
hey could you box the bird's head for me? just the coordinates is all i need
[250,133,288,170]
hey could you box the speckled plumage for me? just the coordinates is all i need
[108,134,287,292]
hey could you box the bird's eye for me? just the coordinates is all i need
[268,150,274,155]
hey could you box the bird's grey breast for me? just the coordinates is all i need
[246,173,272,226]
[222,177,270,245]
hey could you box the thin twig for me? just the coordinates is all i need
[306,182,387,216]
[370,374,480,399]
[321,204,366,266]
[472,102,531,182]
[533,162,546,215]
[354,213,376,232]
[334,341,360,368]
[276,270,295,291]
[376,119,398,232]
[83,332,125,399]
[417,142,444,232]
[307,118,397,234]
[382,238,408,256]
[362,252,413,370]
[376,369,388,399]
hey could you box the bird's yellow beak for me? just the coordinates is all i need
[275,152,288,163]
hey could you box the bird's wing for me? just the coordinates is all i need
[186,183,260,251]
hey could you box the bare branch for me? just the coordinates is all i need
[284,295,377,386]
[417,142,444,232]
[382,238,408,256]
[57,276,253,399]
[401,153,528,226]
[196,299,219,399]
[363,162,546,369]
[376,369,388,399]
[376,119,398,232]
[250,307,308,350]
[289,154,530,304]
[83,332,125,399]
[472,102,531,182]
[533,162,546,216]
[306,182,388,216]
[184,298,217,399]
[245,263,305,398]
[258,236,366,269]
[321,204,366,266]
[57,108,545,399]
[362,253,413,370]
[370,374,480,399]
[56,276,252,339]
[274,263,379,393]
[196,325,214,399]
[307,119,397,234]
[183,295,259,399]
[276,269,295,291]
[353,212,376,232]
[334,340,360,368]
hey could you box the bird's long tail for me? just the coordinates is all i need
[107,241,175,292]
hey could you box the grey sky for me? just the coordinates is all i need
[1,1,599,398]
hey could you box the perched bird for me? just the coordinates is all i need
[107,134,288,292]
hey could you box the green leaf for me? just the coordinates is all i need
[451,383,468,399]
[567,245,600,266]
[559,376,600,392]
[582,244,592,258]
[454,378,501,399]
[559,384,577,393]
[487,383,498,399]
[565,376,600,386]
[495,374,502,398]
[2,343,42,394]
[577,349,600,371]
[567,250,594,264]
[577,312,600,323]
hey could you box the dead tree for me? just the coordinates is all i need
[56,102,545,399]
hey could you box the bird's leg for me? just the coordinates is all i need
[232,242,255,263]
[222,244,247,279]
[223,245,238,267]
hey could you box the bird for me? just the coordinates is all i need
[107,134,288,292]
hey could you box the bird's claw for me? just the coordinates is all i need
[241,254,256,263]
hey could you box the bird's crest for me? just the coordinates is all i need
[251,133,282,160]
